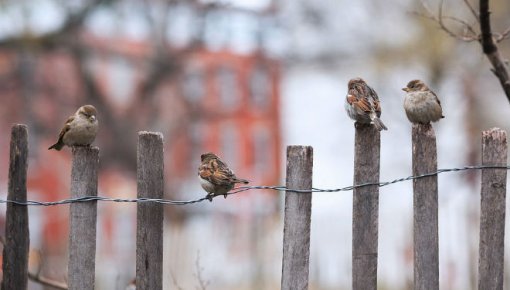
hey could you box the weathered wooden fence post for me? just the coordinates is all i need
[412,124,439,290]
[136,132,164,290]
[352,124,380,290]
[68,146,99,290]
[478,128,507,290]
[281,146,313,290]
[2,124,29,290]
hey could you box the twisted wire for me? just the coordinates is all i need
[1,165,508,206]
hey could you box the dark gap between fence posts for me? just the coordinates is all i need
[478,128,507,290]
[352,124,380,290]
[67,146,99,290]
[2,124,29,290]
[136,132,164,290]
[281,146,313,290]
[412,124,439,290]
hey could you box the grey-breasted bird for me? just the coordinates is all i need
[403,80,444,124]
[48,105,98,150]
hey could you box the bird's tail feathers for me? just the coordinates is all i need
[48,142,64,151]
[234,178,249,184]
[371,116,388,131]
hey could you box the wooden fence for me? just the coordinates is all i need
[1,123,508,290]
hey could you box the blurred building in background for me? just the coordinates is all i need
[1,0,510,289]
[0,1,282,289]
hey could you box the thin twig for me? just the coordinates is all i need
[462,0,480,22]
[27,272,68,290]
[170,270,185,290]
[441,15,478,38]
[0,237,68,290]
[415,0,478,42]
[194,252,210,290]
[495,26,510,43]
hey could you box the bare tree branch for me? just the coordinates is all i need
[416,0,510,104]
[479,0,510,102]
[415,0,478,42]
[0,0,115,50]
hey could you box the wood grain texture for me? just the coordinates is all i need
[478,128,507,290]
[281,146,313,290]
[68,146,99,290]
[136,132,164,290]
[2,124,29,290]
[352,123,380,290]
[412,123,439,290]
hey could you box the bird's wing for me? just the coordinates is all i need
[199,159,234,186]
[347,94,374,113]
[371,96,382,116]
[56,115,75,142]
[365,85,382,113]
[430,90,442,107]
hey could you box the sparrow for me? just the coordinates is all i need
[345,77,388,131]
[48,105,98,150]
[402,80,444,124]
[198,152,249,201]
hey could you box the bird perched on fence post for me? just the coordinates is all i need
[198,152,249,201]
[345,77,388,131]
[402,80,445,124]
[48,105,98,151]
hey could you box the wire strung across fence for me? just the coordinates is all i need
[1,165,509,206]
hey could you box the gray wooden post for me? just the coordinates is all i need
[478,128,507,290]
[136,132,164,290]
[68,146,99,290]
[412,124,439,290]
[281,146,313,290]
[352,124,380,290]
[2,124,29,290]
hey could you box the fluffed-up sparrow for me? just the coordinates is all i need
[198,152,249,201]
[345,77,388,131]
[48,105,98,150]
[403,79,444,124]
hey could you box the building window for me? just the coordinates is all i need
[220,123,239,168]
[253,126,271,176]
[189,122,203,173]
[182,69,205,102]
[250,65,271,109]
[217,66,239,110]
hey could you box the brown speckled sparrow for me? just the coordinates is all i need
[48,105,98,150]
[403,80,444,124]
[345,78,388,131]
[198,152,249,201]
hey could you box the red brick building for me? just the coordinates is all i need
[0,3,282,286]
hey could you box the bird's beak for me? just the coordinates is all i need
[402,87,409,92]
[90,115,96,122]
